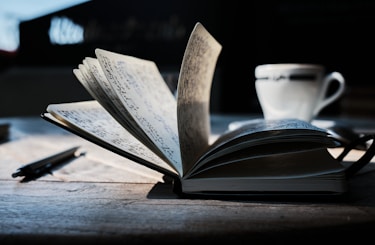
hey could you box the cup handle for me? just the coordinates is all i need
[313,72,346,117]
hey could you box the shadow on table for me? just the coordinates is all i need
[0,123,10,143]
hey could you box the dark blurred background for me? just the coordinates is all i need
[0,0,374,118]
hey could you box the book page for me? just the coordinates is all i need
[73,67,98,100]
[80,57,158,153]
[177,22,222,174]
[187,118,339,177]
[74,64,138,138]
[181,149,346,194]
[46,100,178,177]
[95,49,183,176]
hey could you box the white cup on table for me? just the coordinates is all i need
[254,63,346,122]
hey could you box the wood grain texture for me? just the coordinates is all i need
[1,179,375,244]
[1,116,375,244]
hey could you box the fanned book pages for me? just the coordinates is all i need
[42,22,353,197]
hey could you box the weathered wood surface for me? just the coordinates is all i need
[2,179,375,244]
[1,116,375,244]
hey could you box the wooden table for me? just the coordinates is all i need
[1,115,375,244]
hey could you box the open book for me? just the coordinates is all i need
[42,22,350,196]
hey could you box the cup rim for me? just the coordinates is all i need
[256,63,323,70]
[255,63,324,78]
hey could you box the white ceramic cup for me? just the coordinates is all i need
[255,63,346,122]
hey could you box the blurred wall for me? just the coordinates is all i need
[1,0,374,118]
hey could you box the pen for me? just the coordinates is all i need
[11,146,82,178]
